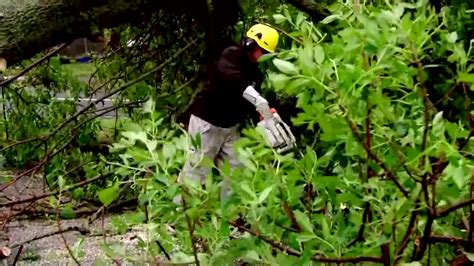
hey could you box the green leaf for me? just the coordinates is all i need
[464,252,474,262]
[273,14,286,24]
[122,131,148,144]
[258,186,273,204]
[241,182,257,200]
[400,262,422,266]
[270,73,291,91]
[294,210,314,233]
[321,14,343,24]
[314,45,325,64]
[321,217,330,239]
[452,166,466,189]
[459,73,474,83]
[98,183,120,206]
[273,58,299,75]
[299,45,315,75]
[73,238,86,259]
[245,250,261,261]
[296,12,305,26]
[287,78,311,94]
[143,98,155,113]
[162,143,176,159]
[446,32,458,43]
[60,206,76,219]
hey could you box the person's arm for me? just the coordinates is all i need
[242,84,273,120]
[216,47,273,118]
[216,48,295,152]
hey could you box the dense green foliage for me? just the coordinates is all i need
[0,0,473,265]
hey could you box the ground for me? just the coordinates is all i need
[0,171,153,265]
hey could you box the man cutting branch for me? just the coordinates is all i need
[176,23,295,204]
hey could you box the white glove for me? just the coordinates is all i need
[258,110,296,153]
[243,85,296,153]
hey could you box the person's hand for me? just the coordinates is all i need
[258,108,296,153]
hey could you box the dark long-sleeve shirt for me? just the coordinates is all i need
[188,45,264,128]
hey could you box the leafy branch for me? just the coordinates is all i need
[0,42,70,88]
[343,111,410,198]
[227,220,388,264]
[0,173,112,208]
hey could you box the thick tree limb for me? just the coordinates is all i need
[285,0,330,21]
[0,0,202,65]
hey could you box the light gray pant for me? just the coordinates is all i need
[175,115,241,204]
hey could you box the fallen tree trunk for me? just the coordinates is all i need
[0,0,330,66]
[0,0,203,65]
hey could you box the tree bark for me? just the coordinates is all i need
[285,0,329,21]
[0,0,328,66]
[0,0,201,65]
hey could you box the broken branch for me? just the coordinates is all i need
[0,173,112,208]
[11,227,89,249]
[0,43,70,88]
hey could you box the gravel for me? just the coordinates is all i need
[0,171,152,265]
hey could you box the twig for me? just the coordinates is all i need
[395,197,421,262]
[0,174,111,208]
[46,39,197,140]
[413,216,434,260]
[1,137,45,152]
[348,109,374,247]
[56,194,81,266]
[348,202,371,247]
[381,243,391,266]
[282,201,301,232]
[0,165,40,192]
[12,245,23,265]
[279,186,301,232]
[11,226,89,249]
[156,240,171,261]
[419,85,431,209]
[470,173,473,245]
[0,42,70,88]
[428,235,474,247]
[181,196,200,266]
[437,197,474,218]
[2,86,9,140]
[460,84,474,151]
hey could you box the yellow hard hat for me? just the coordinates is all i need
[246,23,279,53]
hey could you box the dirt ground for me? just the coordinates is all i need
[0,171,155,265]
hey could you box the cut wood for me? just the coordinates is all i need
[0,246,11,260]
